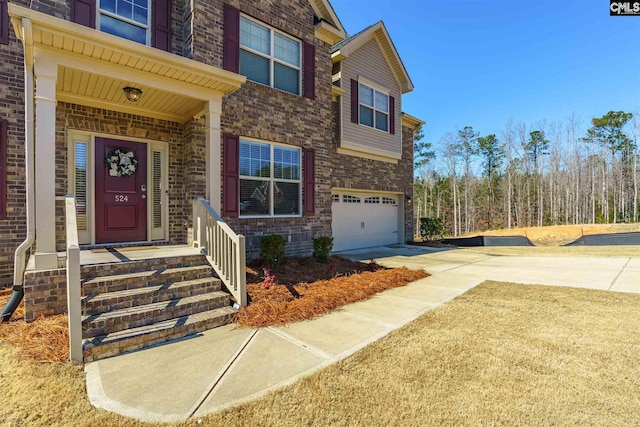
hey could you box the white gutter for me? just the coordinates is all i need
[13,17,35,290]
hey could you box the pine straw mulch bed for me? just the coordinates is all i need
[0,256,427,363]
[0,289,69,363]
[235,256,429,328]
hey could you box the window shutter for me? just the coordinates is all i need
[389,95,396,135]
[71,0,96,28]
[0,118,6,220]
[223,134,240,217]
[350,79,358,123]
[223,4,240,73]
[0,0,8,45]
[152,0,172,52]
[303,148,315,216]
[303,41,315,99]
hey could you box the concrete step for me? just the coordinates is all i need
[82,265,213,295]
[82,277,222,316]
[83,306,237,362]
[82,291,230,338]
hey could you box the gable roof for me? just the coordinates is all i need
[331,21,413,94]
[330,23,376,53]
[309,0,347,44]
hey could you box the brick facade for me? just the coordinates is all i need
[0,0,417,292]
[219,10,333,259]
[22,267,67,321]
[0,13,26,286]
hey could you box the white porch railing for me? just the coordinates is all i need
[65,195,83,363]
[192,198,247,306]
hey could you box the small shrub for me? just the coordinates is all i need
[420,217,445,241]
[260,234,287,267]
[312,236,334,264]
[261,267,278,289]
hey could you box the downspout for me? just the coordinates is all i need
[1,17,35,322]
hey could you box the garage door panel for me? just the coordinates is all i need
[332,192,400,252]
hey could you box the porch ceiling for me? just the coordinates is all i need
[9,4,246,122]
[57,66,205,122]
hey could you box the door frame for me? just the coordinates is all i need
[330,188,405,251]
[67,130,169,245]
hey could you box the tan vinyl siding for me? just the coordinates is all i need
[341,39,402,159]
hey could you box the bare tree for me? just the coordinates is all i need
[412,112,637,240]
[502,120,516,229]
[443,133,461,236]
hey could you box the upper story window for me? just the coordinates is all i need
[239,139,301,217]
[240,16,301,96]
[99,0,150,45]
[359,83,389,132]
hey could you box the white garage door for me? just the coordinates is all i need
[332,192,401,252]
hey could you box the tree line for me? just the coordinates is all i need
[413,111,639,237]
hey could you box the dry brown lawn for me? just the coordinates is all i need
[2,281,640,426]
[461,223,640,246]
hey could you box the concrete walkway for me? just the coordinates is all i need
[85,245,639,422]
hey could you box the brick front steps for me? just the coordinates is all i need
[81,254,234,362]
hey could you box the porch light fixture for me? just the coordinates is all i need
[405,194,412,204]
[123,86,143,102]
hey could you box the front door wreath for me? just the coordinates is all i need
[106,148,138,177]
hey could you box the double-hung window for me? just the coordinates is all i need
[99,0,150,45]
[239,16,301,95]
[359,83,389,132]
[239,140,301,217]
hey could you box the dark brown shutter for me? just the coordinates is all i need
[389,95,396,135]
[223,4,240,73]
[223,134,240,217]
[302,41,315,99]
[152,0,172,52]
[0,0,8,45]
[350,79,358,123]
[303,148,315,216]
[71,0,96,28]
[0,118,6,220]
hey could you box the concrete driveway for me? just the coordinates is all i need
[342,245,639,292]
[85,245,639,422]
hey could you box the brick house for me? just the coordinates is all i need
[0,0,422,360]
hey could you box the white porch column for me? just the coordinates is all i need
[205,94,223,213]
[33,58,58,269]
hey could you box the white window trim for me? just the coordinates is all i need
[240,14,302,96]
[149,142,169,241]
[98,0,152,45]
[358,76,389,95]
[239,138,302,219]
[67,133,93,245]
[358,81,390,133]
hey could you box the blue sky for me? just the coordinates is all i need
[331,0,640,149]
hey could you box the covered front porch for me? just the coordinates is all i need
[9,4,246,270]
[9,5,249,362]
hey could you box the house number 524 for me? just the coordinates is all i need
[115,195,129,202]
